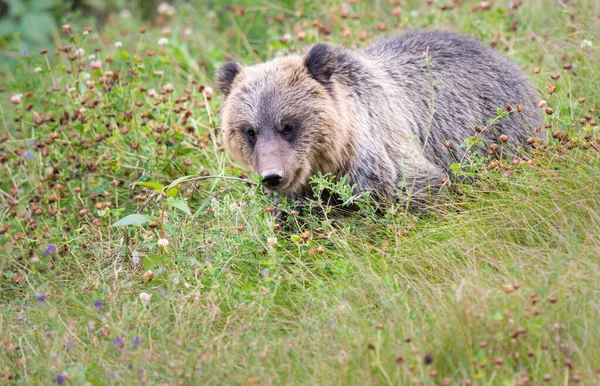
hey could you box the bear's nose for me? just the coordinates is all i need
[261,169,283,189]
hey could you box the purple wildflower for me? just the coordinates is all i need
[93,300,103,311]
[113,336,124,349]
[132,336,142,349]
[262,269,270,276]
[21,49,30,57]
[36,293,46,306]
[204,257,213,263]
[65,340,75,349]
[56,374,66,385]
[27,140,36,147]
[108,372,116,378]
[44,244,58,256]
[25,151,35,161]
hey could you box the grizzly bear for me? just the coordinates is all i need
[216,30,542,202]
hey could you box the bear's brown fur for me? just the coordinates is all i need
[216,30,542,201]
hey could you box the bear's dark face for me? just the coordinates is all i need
[216,51,345,195]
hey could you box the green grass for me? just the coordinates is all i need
[1,0,599,384]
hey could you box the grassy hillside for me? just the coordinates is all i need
[1,0,599,384]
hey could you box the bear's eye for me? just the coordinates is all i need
[245,128,256,140]
[282,124,295,134]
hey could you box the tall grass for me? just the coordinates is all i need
[0,0,599,384]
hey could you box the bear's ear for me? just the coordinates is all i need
[216,62,242,97]
[304,43,336,86]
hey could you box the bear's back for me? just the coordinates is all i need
[359,30,541,170]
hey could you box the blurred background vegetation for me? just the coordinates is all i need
[0,0,305,69]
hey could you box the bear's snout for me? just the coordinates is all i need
[261,169,284,189]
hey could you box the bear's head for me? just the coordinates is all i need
[216,44,356,196]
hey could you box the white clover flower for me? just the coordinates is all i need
[139,292,151,306]
[153,71,164,77]
[147,89,158,98]
[83,30,89,36]
[267,237,277,245]
[157,2,176,17]
[88,54,95,60]
[158,37,169,46]
[161,27,172,36]
[115,41,123,48]
[90,60,102,69]
[119,9,132,19]
[157,238,169,248]
[203,86,213,99]
[538,100,547,108]
[580,39,592,48]
[34,67,42,73]
[76,48,85,57]
[10,94,22,104]
[183,27,193,36]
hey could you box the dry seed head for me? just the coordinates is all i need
[423,353,433,365]
[142,270,154,282]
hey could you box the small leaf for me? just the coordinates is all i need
[166,175,193,190]
[120,50,130,60]
[112,214,154,227]
[164,199,192,216]
[135,181,164,193]
[166,188,179,198]
[489,311,503,321]
[143,254,163,271]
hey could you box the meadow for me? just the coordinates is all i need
[0,0,599,384]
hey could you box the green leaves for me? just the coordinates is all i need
[20,12,56,43]
[143,254,166,271]
[135,181,164,193]
[0,0,60,54]
[112,214,155,227]
[164,198,192,216]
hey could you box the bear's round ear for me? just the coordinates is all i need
[304,43,336,86]
[216,62,242,97]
